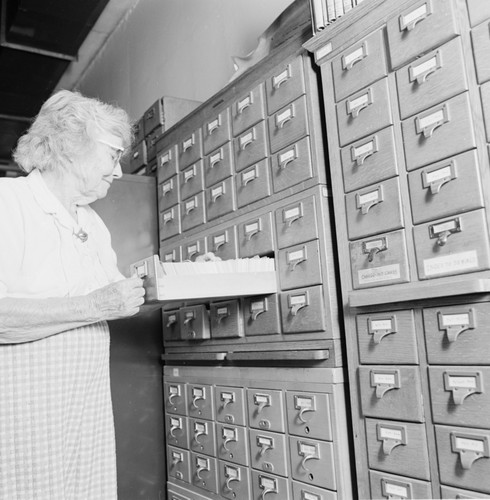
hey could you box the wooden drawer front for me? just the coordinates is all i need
[242,295,281,337]
[292,481,337,500]
[206,177,236,221]
[247,388,285,433]
[249,429,288,477]
[210,299,243,339]
[168,446,191,483]
[402,92,476,171]
[440,484,490,498]
[204,142,233,188]
[251,471,290,500]
[164,381,187,415]
[286,391,332,442]
[163,309,181,342]
[369,470,432,500]
[268,95,308,154]
[280,285,327,334]
[341,126,398,193]
[166,414,189,449]
[191,453,219,494]
[160,205,181,240]
[386,0,459,70]
[215,386,246,426]
[265,55,306,114]
[180,161,204,200]
[216,424,249,466]
[238,213,274,258]
[178,130,202,170]
[206,226,237,260]
[234,121,268,172]
[187,383,214,421]
[289,436,336,490]
[190,418,217,457]
[180,305,210,343]
[218,461,251,500]
[278,240,322,291]
[146,127,164,162]
[346,177,404,240]
[481,82,490,142]
[130,140,147,171]
[467,0,490,27]
[435,425,490,493]
[332,28,388,102]
[413,209,490,280]
[275,195,319,249]
[336,77,393,147]
[359,366,425,422]
[408,150,484,225]
[365,418,430,480]
[350,230,410,289]
[429,366,490,428]
[182,237,205,262]
[423,302,490,365]
[203,108,231,154]
[356,310,419,365]
[472,20,490,84]
[133,117,145,145]
[181,192,206,232]
[271,136,313,194]
[232,83,266,136]
[160,244,181,263]
[157,145,178,183]
[396,37,468,119]
[158,175,179,211]
[236,159,272,208]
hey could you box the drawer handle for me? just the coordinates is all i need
[429,217,461,246]
[224,466,241,491]
[399,1,431,32]
[444,371,482,405]
[283,203,303,227]
[275,105,294,129]
[380,478,412,499]
[250,298,267,321]
[287,246,307,271]
[244,219,261,240]
[239,129,255,150]
[193,428,206,445]
[133,151,140,159]
[169,420,183,438]
[207,116,221,135]
[162,210,175,225]
[237,93,252,114]
[212,234,227,252]
[242,165,258,186]
[298,441,320,472]
[257,435,274,456]
[196,461,210,480]
[288,292,309,316]
[272,64,292,89]
[209,149,223,169]
[294,395,316,423]
[185,199,197,215]
[356,185,383,215]
[221,391,235,408]
[347,88,372,118]
[371,369,401,399]
[254,393,271,414]
[377,423,407,455]
[183,166,196,183]
[437,309,475,343]
[451,432,489,470]
[215,306,230,324]
[159,151,171,166]
[362,237,388,263]
[192,393,205,409]
[133,261,148,279]
[168,390,181,405]
[409,51,442,85]
[351,135,378,166]
[341,41,368,71]
[182,135,194,152]
[171,451,183,466]
[415,103,449,139]
[211,184,225,203]
[223,434,236,452]
[278,145,298,170]
[422,160,457,195]
[368,316,398,344]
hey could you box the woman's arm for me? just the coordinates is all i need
[0,277,145,344]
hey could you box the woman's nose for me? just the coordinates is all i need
[113,161,123,179]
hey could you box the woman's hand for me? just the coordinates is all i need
[88,277,146,320]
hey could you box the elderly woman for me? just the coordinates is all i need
[0,90,145,499]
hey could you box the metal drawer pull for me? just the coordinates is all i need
[451,432,489,470]
[168,385,181,405]
[250,298,267,321]
[211,183,225,203]
[224,465,240,491]
[278,145,298,170]
[192,387,205,409]
[215,306,230,324]
[163,209,174,224]
[254,393,271,414]
[288,292,309,316]
[222,426,237,451]
[371,369,401,398]
[294,395,316,423]
[169,418,182,438]
[257,435,274,456]
[399,2,431,32]
[415,103,449,139]
[298,441,320,472]
[275,105,294,129]
[209,149,223,169]
[237,93,253,114]
[437,309,475,343]
[356,185,383,214]
[429,217,461,246]
[342,41,368,71]
[159,151,171,166]
[287,247,307,271]
[186,244,199,260]
[193,422,207,445]
[133,261,148,279]
[422,160,457,195]
[196,457,210,480]
[259,475,277,500]
[377,423,407,455]
[171,451,183,466]
[183,166,196,183]
[207,116,221,135]
[368,316,397,344]
[220,391,235,409]
[239,129,255,150]
[272,64,292,89]
[351,135,378,166]
[346,88,372,118]
[409,51,442,85]
[213,233,227,252]
[182,135,194,152]
[283,203,303,227]
[362,237,388,263]
[381,478,412,500]
[133,150,139,159]
[244,219,261,240]
[444,371,483,405]
[162,180,173,195]
[242,165,258,186]
[185,198,197,215]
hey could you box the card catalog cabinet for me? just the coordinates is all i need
[306,0,490,497]
[164,366,352,500]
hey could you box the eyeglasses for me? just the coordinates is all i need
[97,138,124,168]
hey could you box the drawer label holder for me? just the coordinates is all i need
[370,369,401,398]
[437,308,475,342]
[451,432,490,469]
[444,371,483,405]
[368,315,398,344]
[377,423,407,455]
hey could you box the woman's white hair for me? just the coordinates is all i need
[13,89,133,173]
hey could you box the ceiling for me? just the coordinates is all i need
[0,0,134,171]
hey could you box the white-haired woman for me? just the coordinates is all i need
[0,90,145,499]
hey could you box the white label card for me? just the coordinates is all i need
[373,373,396,385]
[426,165,452,183]
[447,376,477,389]
[423,251,478,276]
[358,264,401,284]
[419,109,444,129]
[379,426,403,441]
[441,313,470,327]
[455,437,485,453]
[371,319,393,331]
[403,4,427,26]
[412,55,438,79]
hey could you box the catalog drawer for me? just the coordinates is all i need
[180,160,204,200]
[191,453,219,494]
[242,294,281,337]
[160,244,181,263]
[341,126,398,193]
[206,226,237,260]
[190,418,217,457]
[278,240,322,290]
[402,92,476,171]
[218,461,251,500]
[408,150,484,224]
[178,129,202,170]
[203,108,231,155]
[472,20,490,84]
[216,424,249,466]
[292,481,337,500]
[162,309,181,343]
[365,418,430,480]
[249,429,288,477]
[232,83,266,136]
[187,383,214,421]
[179,303,210,342]
[133,117,144,145]
[146,125,164,162]
[423,302,490,365]
[182,237,206,261]
[236,158,271,208]
[159,204,181,240]
[130,139,147,172]
[350,230,410,289]
[234,120,268,172]
[164,381,187,415]
[345,177,404,240]
[265,55,306,114]
[204,142,233,188]
[356,310,418,365]
[386,0,459,69]
[247,388,285,433]
[181,192,206,232]
[358,366,424,422]
[215,386,246,426]
[467,0,490,27]
[168,446,191,483]
[210,299,243,339]
[332,28,388,102]
[158,175,179,211]
[435,424,490,493]
[369,470,432,500]
[413,209,490,280]
[396,37,468,119]
[238,213,274,258]
[157,145,178,183]
[336,77,393,147]
[166,414,189,449]
[280,285,327,334]
[440,484,490,498]
[286,391,332,441]
[251,471,290,500]
[205,177,236,221]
